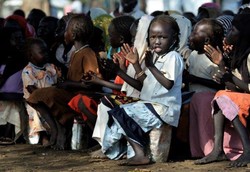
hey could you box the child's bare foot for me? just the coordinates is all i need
[229,151,250,167]
[194,151,228,165]
[119,155,151,166]
[90,149,108,159]
[41,135,51,147]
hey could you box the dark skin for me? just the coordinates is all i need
[186,22,224,90]
[59,19,100,90]
[115,21,177,166]
[24,42,62,148]
[194,25,250,167]
[113,0,138,17]
[84,18,139,92]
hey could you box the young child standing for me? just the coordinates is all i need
[22,38,58,145]
[101,15,184,165]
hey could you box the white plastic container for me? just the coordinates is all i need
[71,119,83,150]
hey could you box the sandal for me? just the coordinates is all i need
[0,137,14,145]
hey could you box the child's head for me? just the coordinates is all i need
[25,38,48,67]
[108,15,135,48]
[189,18,224,53]
[64,14,94,45]
[148,15,179,56]
[55,13,77,41]
[37,16,59,47]
[129,18,140,45]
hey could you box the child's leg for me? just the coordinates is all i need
[195,107,227,164]
[230,117,250,167]
[120,136,150,166]
[52,119,66,150]
[77,97,97,130]
[32,103,58,147]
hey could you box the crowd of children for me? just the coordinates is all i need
[1,0,250,168]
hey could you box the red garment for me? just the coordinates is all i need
[5,15,33,38]
[68,94,98,121]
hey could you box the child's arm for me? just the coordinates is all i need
[187,74,225,90]
[230,75,249,93]
[114,43,144,91]
[83,71,122,91]
[117,69,143,91]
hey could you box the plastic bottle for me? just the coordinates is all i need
[71,119,83,150]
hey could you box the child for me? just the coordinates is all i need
[194,13,250,167]
[100,15,183,165]
[186,18,225,92]
[68,15,136,129]
[188,19,226,159]
[22,38,58,146]
[87,15,154,158]
[26,14,102,150]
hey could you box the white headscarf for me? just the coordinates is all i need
[170,14,192,60]
[121,15,154,97]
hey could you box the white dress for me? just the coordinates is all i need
[102,51,184,159]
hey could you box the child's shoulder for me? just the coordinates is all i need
[165,50,183,60]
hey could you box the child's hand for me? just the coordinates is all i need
[212,69,224,84]
[145,50,154,67]
[204,44,223,65]
[223,38,233,54]
[82,71,100,85]
[26,85,37,94]
[55,66,62,78]
[225,81,237,91]
[121,43,139,64]
[113,52,126,71]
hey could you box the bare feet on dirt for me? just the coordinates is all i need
[194,151,228,165]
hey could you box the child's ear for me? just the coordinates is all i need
[205,37,210,45]
[72,32,76,40]
[119,36,124,44]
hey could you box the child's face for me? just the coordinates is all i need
[10,30,25,51]
[189,23,211,52]
[55,19,66,39]
[108,23,123,48]
[30,43,48,67]
[225,26,240,45]
[37,20,57,41]
[64,20,74,45]
[148,21,175,56]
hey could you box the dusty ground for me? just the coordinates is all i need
[1,144,250,172]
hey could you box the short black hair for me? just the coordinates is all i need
[69,14,94,43]
[111,15,135,44]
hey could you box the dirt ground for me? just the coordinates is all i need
[1,144,250,172]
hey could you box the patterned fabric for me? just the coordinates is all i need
[22,62,57,99]
[22,62,57,143]
[102,101,163,160]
